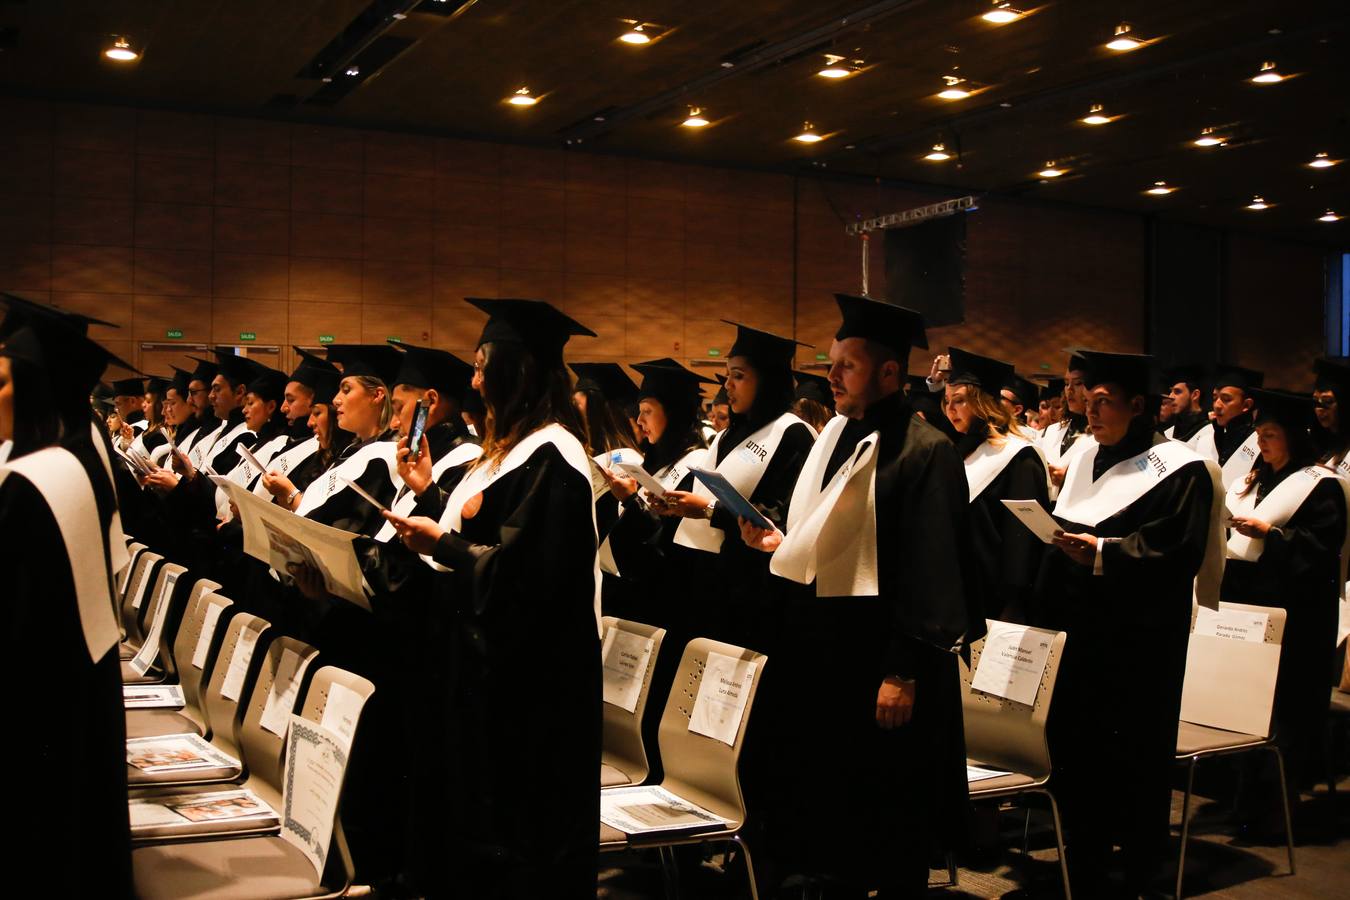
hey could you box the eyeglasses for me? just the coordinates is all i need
[189,388,207,397]
[1315,399,1337,410]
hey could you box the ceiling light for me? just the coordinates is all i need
[924,143,951,161]
[345,65,360,77]
[1145,180,1175,195]
[1038,161,1065,178]
[620,25,651,44]
[982,3,1024,24]
[1251,61,1283,84]
[682,107,709,128]
[793,122,824,143]
[507,87,538,106]
[938,75,972,100]
[817,53,864,79]
[1321,209,1342,223]
[1308,152,1337,169]
[104,36,138,61]
[1081,103,1112,125]
[1106,23,1143,52]
[1246,196,1269,210]
[1192,126,1225,148]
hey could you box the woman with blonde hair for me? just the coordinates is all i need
[941,347,1049,621]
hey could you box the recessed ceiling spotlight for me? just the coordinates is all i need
[1081,103,1112,125]
[507,87,538,106]
[1193,126,1225,147]
[924,143,951,161]
[1251,60,1284,84]
[1038,161,1065,178]
[1145,180,1175,195]
[937,75,972,100]
[1247,196,1270,210]
[1320,209,1341,223]
[345,65,360,77]
[793,122,825,143]
[1106,22,1144,52]
[817,53,865,79]
[682,107,709,128]
[982,2,1024,24]
[1308,152,1337,169]
[620,25,650,44]
[104,35,138,61]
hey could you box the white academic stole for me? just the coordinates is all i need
[0,448,120,661]
[295,439,400,518]
[251,436,320,498]
[88,421,130,578]
[186,419,228,470]
[423,424,602,632]
[0,440,10,464]
[964,434,1044,501]
[771,415,880,597]
[674,412,806,553]
[201,420,255,473]
[1191,424,1260,490]
[373,441,483,543]
[1226,466,1350,597]
[1040,420,1091,468]
[1054,433,1225,609]
[590,447,643,577]
[213,433,290,520]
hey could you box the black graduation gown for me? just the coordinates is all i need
[1169,409,1208,443]
[1031,429,1214,887]
[204,408,255,476]
[1221,471,1346,782]
[300,433,400,536]
[1213,414,1255,465]
[964,436,1049,622]
[1,459,131,898]
[771,394,979,891]
[428,438,600,899]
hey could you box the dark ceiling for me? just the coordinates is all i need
[1,0,1347,245]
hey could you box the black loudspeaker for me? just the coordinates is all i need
[883,212,968,327]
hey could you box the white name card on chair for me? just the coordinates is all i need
[129,566,154,610]
[220,624,262,701]
[191,601,226,669]
[1194,605,1269,643]
[319,682,363,751]
[260,649,312,737]
[601,628,655,713]
[128,571,179,676]
[689,651,757,746]
[281,715,348,877]
[970,621,1054,707]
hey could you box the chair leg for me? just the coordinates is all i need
[1270,746,1297,876]
[728,834,760,900]
[658,845,681,900]
[947,850,958,888]
[1175,758,1197,900]
[1043,792,1071,900]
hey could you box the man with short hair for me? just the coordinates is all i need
[1189,364,1263,489]
[1312,358,1350,472]
[1160,364,1209,442]
[109,376,146,450]
[1040,355,1091,497]
[742,293,980,897]
[1033,350,1223,896]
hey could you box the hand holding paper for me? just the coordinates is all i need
[689,468,772,530]
[999,499,1062,544]
[616,462,667,499]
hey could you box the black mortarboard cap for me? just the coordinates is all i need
[1211,363,1264,392]
[290,346,341,388]
[724,320,809,368]
[246,367,289,404]
[633,358,716,408]
[1004,374,1038,407]
[144,376,171,395]
[947,347,1015,393]
[0,324,125,398]
[1249,388,1314,432]
[1162,364,1206,390]
[169,367,192,397]
[187,356,219,385]
[570,362,639,406]
[110,376,146,397]
[1040,377,1065,403]
[1076,349,1154,397]
[834,294,928,355]
[391,340,475,401]
[0,291,116,340]
[793,370,834,407]
[465,297,595,359]
[212,348,269,388]
[1313,358,1350,393]
[324,344,403,386]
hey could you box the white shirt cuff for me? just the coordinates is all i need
[1093,537,1105,575]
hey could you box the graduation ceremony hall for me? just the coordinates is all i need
[4,0,1350,897]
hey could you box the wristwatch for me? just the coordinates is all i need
[702,498,717,519]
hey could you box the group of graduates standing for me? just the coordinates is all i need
[5,281,1349,899]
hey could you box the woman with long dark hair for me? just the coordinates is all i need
[383,297,601,899]
[1223,389,1350,806]
[0,314,132,898]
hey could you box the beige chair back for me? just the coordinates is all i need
[600,616,666,786]
[1180,601,1286,737]
[118,542,148,599]
[201,613,273,763]
[960,624,1068,781]
[120,551,163,642]
[141,563,192,676]
[169,588,232,734]
[655,638,767,829]
[237,637,320,800]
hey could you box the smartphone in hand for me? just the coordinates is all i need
[407,398,431,462]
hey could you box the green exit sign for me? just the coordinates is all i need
[707,348,721,357]
[165,329,183,339]
[815,352,828,361]
[318,335,335,344]
[239,332,256,341]
[387,336,402,344]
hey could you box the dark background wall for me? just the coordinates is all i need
[0,97,1328,388]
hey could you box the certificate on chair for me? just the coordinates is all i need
[281,716,349,877]
[601,627,655,713]
[123,684,185,709]
[970,621,1053,707]
[126,733,236,773]
[966,764,1010,783]
[600,785,728,836]
[1000,499,1061,544]
[688,651,757,746]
